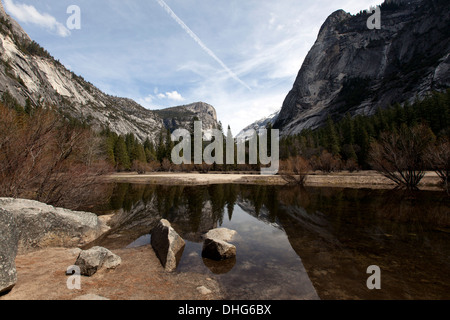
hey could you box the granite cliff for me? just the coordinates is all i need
[274,0,450,135]
[0,2,218,142]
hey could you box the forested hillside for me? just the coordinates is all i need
[280,90,450,167]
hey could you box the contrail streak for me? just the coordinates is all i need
[155,0,251,91]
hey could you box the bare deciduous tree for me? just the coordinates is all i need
[426,138,450,194]
[310,150,341,173]
[0,104,112,210]
[369,124,435,191]
[280,156,311,185]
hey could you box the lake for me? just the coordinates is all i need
[89,183,450,300]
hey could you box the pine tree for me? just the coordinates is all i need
[142,138,155,163]
[114,136,131,170]
[134,143,147,163]
[156,130,166,162]
[125,133,136,162]
[165,129,174,162]
[325,116,340,155]
[143,138,152,152]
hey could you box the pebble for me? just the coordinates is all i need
[197,286,212,295]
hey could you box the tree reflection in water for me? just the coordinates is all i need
[89,183,450,300]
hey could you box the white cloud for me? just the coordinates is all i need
[156,90,185,102]
[165,91,184,102]
[142,90,185,107]
[4,0,70,37]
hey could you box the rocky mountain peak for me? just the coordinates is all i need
[318,10,351,40]
[0,1,6,17]
[274,0,450,136]
[0,2,219,143]
[154,101,219,134]
[0,0,31,41]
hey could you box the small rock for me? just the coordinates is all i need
[202,238,236,261]
[151,219,185,272]
[197,286,212,295]
[74,246,121,277]
[202,228,237,261]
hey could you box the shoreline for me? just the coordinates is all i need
[1,246,222,301]
[103,171,443,191]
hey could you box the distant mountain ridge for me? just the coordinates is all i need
[273,0,450,135]
[236,110,280,141]
[0,2,218,142]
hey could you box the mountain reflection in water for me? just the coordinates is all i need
[88,184,450,300]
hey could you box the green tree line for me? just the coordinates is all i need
[280,89,450,169]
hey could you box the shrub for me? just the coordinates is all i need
[0,103,113,210]
[426,138,450,193]
[280,156,312,185]
[369,124,435,190]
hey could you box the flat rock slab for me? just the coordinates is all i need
[0,198,108,253]
[74,246,121,277]
[151,219,185,272]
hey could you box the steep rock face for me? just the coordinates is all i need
[0,3,218,142]
[154,102,219,134]
[274,0,450,135]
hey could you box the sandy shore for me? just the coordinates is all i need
[103,171,443,190]
[1,246,222,301]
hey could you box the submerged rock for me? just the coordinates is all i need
[151,219,186,272]
[74,246,121,277]
[0,209,19,294]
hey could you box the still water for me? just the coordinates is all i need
[90,184,450,300]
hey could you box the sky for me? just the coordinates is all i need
[4,0,382,135]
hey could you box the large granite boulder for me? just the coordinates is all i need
[202,228,237,261]
[0,209,19,294]
[74,246,121,277]
[0,198,109,253]
[151,219,185,272]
